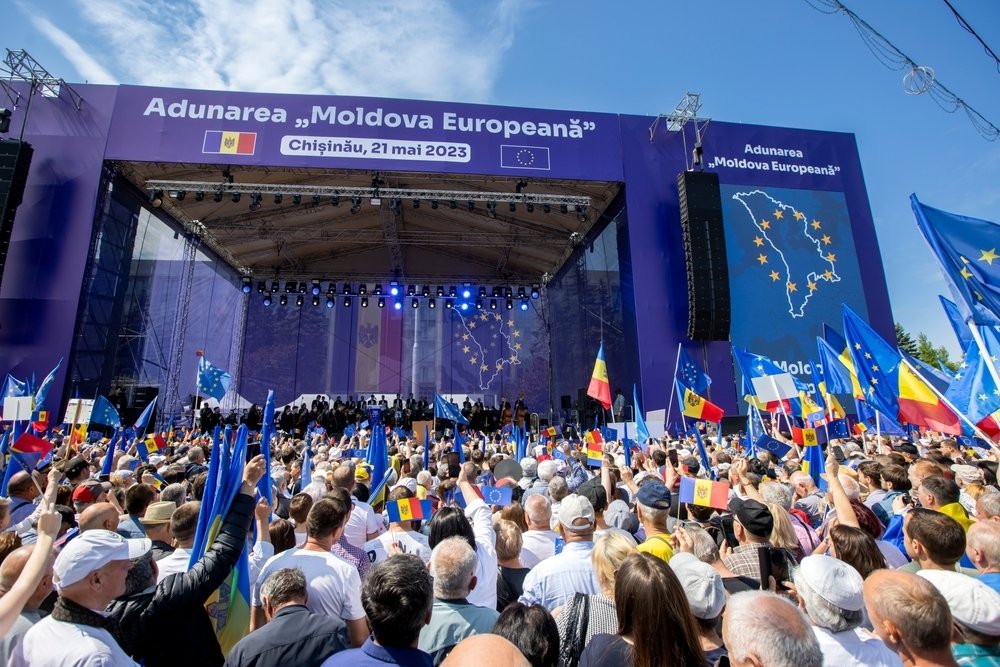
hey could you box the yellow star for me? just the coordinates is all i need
[469,355,478,364]
[469,322,476,329]
[494,313,502,321]
[979,248,999,265]
[480,313,489,322]
[826,252,837,263]
[753,236,765,247]
[871,378,878,385]
[462,333,469,341]
[496,361,504,370]
[514,343,522,351]
[481,363,488,372]
[821,235,832,245]
[864,352,872,359]
[811,220,822,230]
[462,345,470,354]
[757,253,768,265]
[854,343,861,350]
[960,266,973,280]
[773,209,784,220]
[507,319,514,327]
[512,330,520,338]
[769,270,780,281]
[872,365,879,372]
[761,220,771,230]
[509,355,518,363]
[787,282,798,293]
[823,270,833,280]
[793,210,805,220]
[961,256,970,264]
[979,393,988,401]
[807,280,817,292]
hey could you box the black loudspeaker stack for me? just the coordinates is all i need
[0,140,33,291]
[678,171,731,341]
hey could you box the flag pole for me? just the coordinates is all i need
[899,356,1000,455]
[666,343,682,432]
[672,378,689,433]
[66,390,84,455]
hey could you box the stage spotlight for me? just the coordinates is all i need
[394,300,402,311]
[257,281,266,293]
[195,191,205,202]
[344,296,352,307]
[373,284,383,295]
[295,295,304,306]
[467,200,475,211]
[327,282,336,295]
[331,196,340,207]
[279,294,288,306]
[350,197,362,214]
[175,190,186,201]
[361,296,369,308]
[517,286,526,298]
[449,287,457,298]
[460,302,469,311]
[359,283,367,295]
[509,202,516,213]
[519,299,529,311]
[232,192,242,204]
[213,190,223,203]
[543,203,551,214]
[271,280,279,293]
[149,190,164,208]
[421,285,430,297]
[531,284,540,299]
[506,299,513,310]
[476,299,483,310]
[312,296,320,307]
[449,200,457,209]
[428,298,436,309]
[560,203,568,214]
[389,281,400,296]
[431,200,439,210]
[311,280,321,296]
[492,287,502,298]
[504,287,513,298]
[462,287,471,299]
[326,297,335,308]
[412,199,420,209]
[407,285,416,297]
[274,193,282,205]
[299,283,307,294]
[526,202,534,213]
[343,283,352,295]
[576,205,588,222]
[444,299,453,309]
[284,282,295,293]
[489,299,497,310]
[486,201,496,219]
[249,193,262,211]
[263,294,272,307]
[390,198,401,215]
[478,287,487,298]
[241,278,252,294]
[292,194,302,205]
[312,195,321,206]
[377,297,385,308]
[436,285,445,297]
[411,298,418,309]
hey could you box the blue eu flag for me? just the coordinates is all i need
[678,348,711,395]
[198,356,232,401]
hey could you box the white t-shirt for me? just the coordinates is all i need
[155,547,192,583]
[342,499,384,548]
[520,530,558,569]
[10,616,138,667]
[812,626,902,667]
[363,529,432,564]
[252,548,365,628]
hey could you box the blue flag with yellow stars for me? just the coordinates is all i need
[678,347,711,395]
[198,355,232,400]
[912,194,1000,326]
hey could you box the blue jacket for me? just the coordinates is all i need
[225,604,346,667]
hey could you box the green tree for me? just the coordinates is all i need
[915,333,959,372]
[896,322,919,357]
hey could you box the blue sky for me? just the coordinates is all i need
[3,0,998,355]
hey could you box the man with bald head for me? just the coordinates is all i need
[78,502,121,533]
[723,590,823,667]
[5,472,40,527]
[442,635,530,667]
[863,569,957,667]
[519,494,557,568]
[0,545,55,663]
[966,521,1000,595]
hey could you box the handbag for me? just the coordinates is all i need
[558,592,590,667]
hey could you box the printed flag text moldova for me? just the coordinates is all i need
[678,477,730,510]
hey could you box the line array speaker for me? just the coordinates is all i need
[0,140,34,291]
[678,170,730,341]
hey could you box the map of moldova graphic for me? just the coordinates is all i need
[732,190,840,318]
[451,310,522,390]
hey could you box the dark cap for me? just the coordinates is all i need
[493,459,524,483]
[894,443,919,457]
[62,457,89,478]
[636,481,672,510]
[728,497,773,538]
[577,476,608,513]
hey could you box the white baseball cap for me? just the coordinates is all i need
[54,529,151,590]
[392,477,418,494]
[917,570,1000,635]
[797,555,865,612]
[558,494,595,532]
[670,552,726,619]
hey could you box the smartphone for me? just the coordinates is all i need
[447,452,461,479]
[667,449,679,467]
[720,515,739,550]
[758,547,789,591]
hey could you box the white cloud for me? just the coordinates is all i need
[28,15,118,84]
[32,0,524,101]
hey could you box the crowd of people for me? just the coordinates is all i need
[0,412,999,666]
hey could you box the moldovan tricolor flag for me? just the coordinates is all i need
[676,380,725,423]
[203,130,257,155]
[584,430,604,467]
[587,343,612,410]
[678,477,730,510]
[387,497,425,522]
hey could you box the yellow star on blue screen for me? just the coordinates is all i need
[979,248,999,265]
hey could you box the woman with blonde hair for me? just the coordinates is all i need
[554,531,636,666]
[765,501,804,563]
